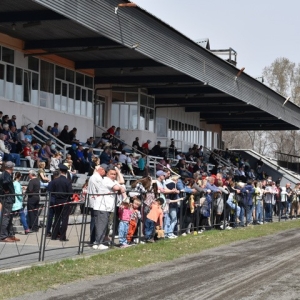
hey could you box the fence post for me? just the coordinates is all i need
[110,194,118,248]
[40,192,49,261]
[224,192,227,229]
[78,193,88,254]
[179,192,185,236]
[0,195,4,237]
[262,194,265,223]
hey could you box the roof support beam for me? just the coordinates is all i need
[0,10,66,23]
[185,105,258,112]
[156,97,239,105]
[94,75,198,84]
[148,86,220,95]
[75,59,164,69]
[24,37,121,50]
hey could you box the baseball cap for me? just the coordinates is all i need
[147,139,151,143]
[100,163,108,171]
[156,170,167,177]
[4,161,15,169]
[58,164,68,171]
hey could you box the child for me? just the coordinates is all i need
[144,197,164,243]
[22,141,35,168]
[118,197,132,248]
[126,197,142,244]
[126,154,135,177]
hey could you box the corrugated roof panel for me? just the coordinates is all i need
[31,0,300,129]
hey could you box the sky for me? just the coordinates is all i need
[133,0,300,79]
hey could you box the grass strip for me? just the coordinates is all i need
[1,220,300,299]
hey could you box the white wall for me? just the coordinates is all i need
[1,98,93,143]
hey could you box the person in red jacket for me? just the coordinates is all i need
[141,139,151,154]
[107,126,116,135]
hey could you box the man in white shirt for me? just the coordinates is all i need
[88,165,125,250]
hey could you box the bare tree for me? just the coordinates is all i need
[223,57,300,159]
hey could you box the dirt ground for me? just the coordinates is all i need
[12,228,300,300]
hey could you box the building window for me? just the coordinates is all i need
[40,60,54,108]
[111,91,153,130]
[95,94,105,127]
[156,117,167,137]
[28,56,39,72]
[0,44,94,118]
[2,47,14,64]
[5,64,14,99]
[68,84,75,114]
[15,67,23,102]
[0,63,5,97]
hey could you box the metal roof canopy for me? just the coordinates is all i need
[1,0,300,131]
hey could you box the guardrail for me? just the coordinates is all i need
[1,189,296,270]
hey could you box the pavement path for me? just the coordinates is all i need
[11,228,300,300]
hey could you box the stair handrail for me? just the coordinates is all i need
[22,115,69,159]
[231,148,300,181]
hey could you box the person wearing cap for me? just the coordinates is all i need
[0,161,19,242]
[141,139,151,154]
[51,164,73,241]
[26,169,41,232]
[150,141,163,157]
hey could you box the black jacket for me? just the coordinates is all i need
[52,175,73,203]
[0,171,15,204]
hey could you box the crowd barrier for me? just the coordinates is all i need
[0,191,298,268]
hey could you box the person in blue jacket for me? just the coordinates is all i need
[241,180,255,225]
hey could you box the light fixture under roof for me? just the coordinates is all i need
[129,67,143,73]
[23,21,41,28]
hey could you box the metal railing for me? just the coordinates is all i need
[1,188,298,269]
[22,115,69,158]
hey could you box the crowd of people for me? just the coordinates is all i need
[1,116,300,251]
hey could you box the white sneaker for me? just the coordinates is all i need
[98,244,109,250]
[226,226,232,230]
[171,234,178,238]
[168,235,176,239]
[92,244,99,250]
[133,238,139,243]
[197,230,203,234]
[182,233,187,236]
